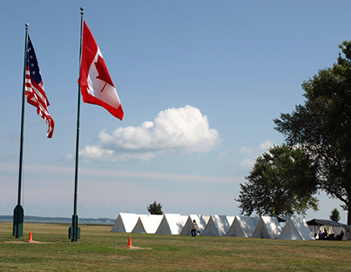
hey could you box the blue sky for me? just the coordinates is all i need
[0,0,349,223]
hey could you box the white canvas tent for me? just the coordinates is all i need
[278,217,315,240]
[132,214,163,234]
[155,214,188,235]
[180,214,209,235]
[111,213,140,233]
[226,216,260,237]
[227,216,235,226]
[202,215,210,224]
[202,215,231,236]
[250,216,282,239]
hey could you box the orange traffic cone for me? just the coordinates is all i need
[127,236,132,247]
[28,232,33,242]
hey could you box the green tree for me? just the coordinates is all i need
[274,41,351,224]
[147,201,163,215]
[235,144,319,216]
[330,208,340,222]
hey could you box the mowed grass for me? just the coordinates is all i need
[1,223,351,271]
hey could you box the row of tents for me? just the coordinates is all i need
[111,213,322,240]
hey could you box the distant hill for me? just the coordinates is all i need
[0,215,114,225]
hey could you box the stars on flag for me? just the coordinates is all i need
[24,35,55,138]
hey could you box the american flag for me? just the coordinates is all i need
[25,36,54,138]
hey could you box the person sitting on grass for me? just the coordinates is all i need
[336,230,344,240]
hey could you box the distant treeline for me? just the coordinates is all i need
[0,215,114,225]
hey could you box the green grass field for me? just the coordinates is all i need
[0,222,351,271]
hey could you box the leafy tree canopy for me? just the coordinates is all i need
[330,208,340,222]
[147,201,163,215]
[236,144,319,217]
[274,41,351,224]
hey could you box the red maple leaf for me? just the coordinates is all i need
[94,55,114,92]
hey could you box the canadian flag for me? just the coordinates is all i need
[79,21,124,120]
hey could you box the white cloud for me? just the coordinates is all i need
[217,151,227,160]
[76,105,220,161]
[260,139,274,151]
[79,146,115,161]
[240,146,252,155]
[0,163,238,184]
[240,158,255,168]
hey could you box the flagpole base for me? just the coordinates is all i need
[13,205,24,238]
[69,214,80,242]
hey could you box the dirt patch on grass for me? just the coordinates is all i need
[112,246,152,250]
[4,241,54,244]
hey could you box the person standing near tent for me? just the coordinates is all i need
[191,220,197,237]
